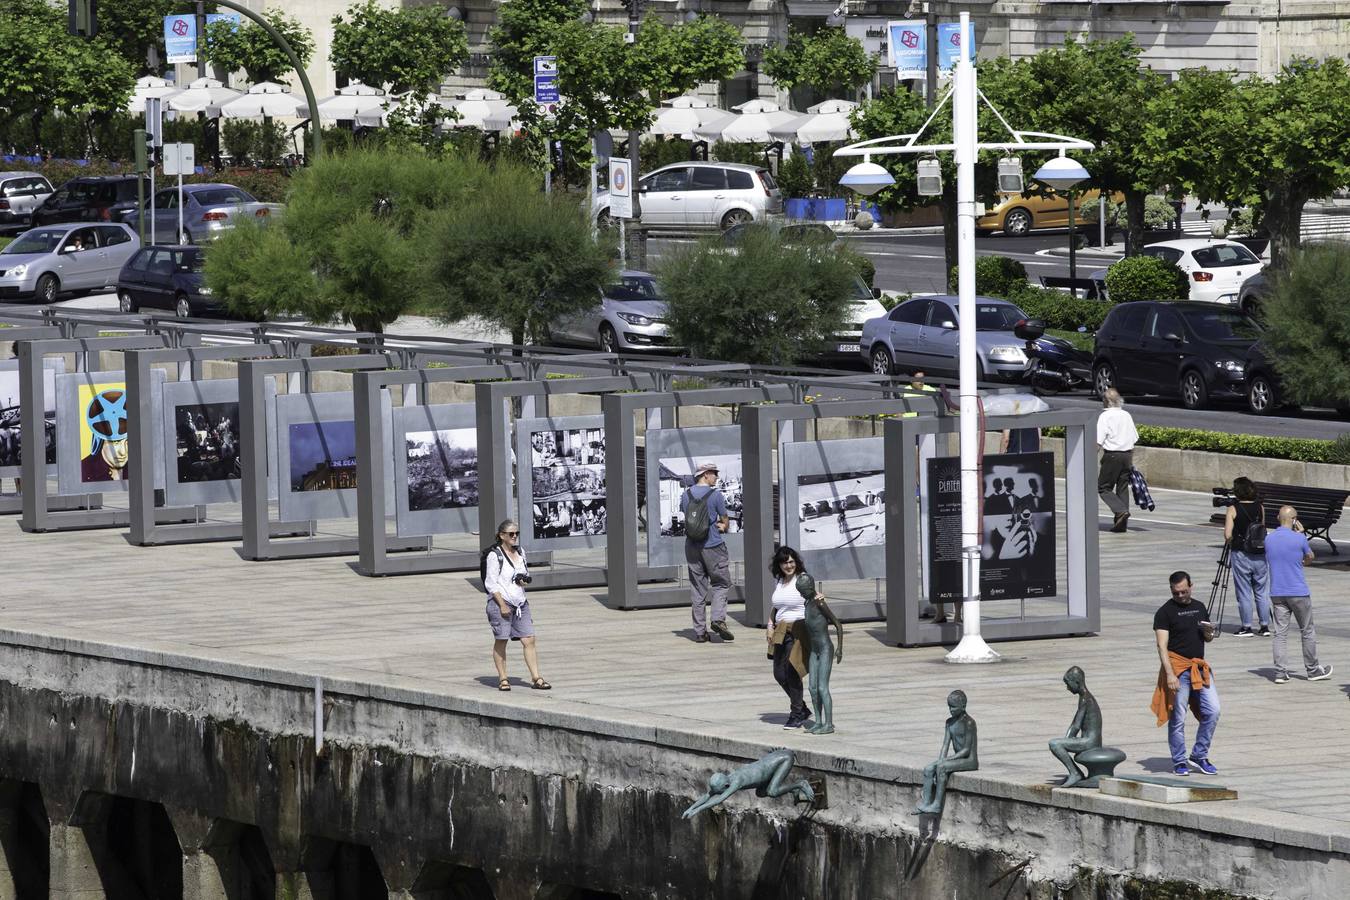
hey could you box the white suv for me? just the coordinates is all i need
[593,162,782,231]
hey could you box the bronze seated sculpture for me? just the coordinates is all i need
[1049,666,1126,788]
[916,690,978,815]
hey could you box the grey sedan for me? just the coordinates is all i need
[859,295,1031,382]
[123,183,283,245]
[0,223,140,303]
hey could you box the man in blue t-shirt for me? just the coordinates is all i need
[1265,505,1332,684]
[682,460,732,643]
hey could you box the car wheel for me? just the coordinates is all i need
[1246,373,1276,415]
[175,293,192,318]
[1179,369,1209,410]
[34,273,58,304]
[1002,207,1033,236]
[721,209,753,231]
[117,290,136,314]
[1092,362,1115,399]
[178,228,192,245]
[599,323,619,353]
[870,346,895,376]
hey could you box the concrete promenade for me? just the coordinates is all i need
[3,483,1349,874]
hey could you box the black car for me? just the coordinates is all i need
[1243,344,1350,417]
[1092,301,1262,410]
[31,175,149,227]
[116,245,224,318]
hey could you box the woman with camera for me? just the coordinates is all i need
[766,546,814,729]
[1224,477,1271,637]
[484,519,551,691]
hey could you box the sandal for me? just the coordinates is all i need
[498,679,511,691]
[531,678,552,691]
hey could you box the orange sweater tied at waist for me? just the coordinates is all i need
[1150,652,1213,726]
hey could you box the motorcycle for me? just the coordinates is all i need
[1013,319,1095,395]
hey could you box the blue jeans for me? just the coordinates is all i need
[1230,550,1270,628]
[1169,670,1220,765]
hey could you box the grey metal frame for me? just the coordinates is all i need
[0,356,65,479]
[515,414,608,552]
[643,425,744,568]
[391,402,478,539]
[781,436,886,583]
[55,368,169,496]
[603,385,794,610]
[276,390,395,522]
[886,408,1100,647]
[159,376,278,508]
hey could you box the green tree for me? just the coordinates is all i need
[657,225,858,365]
[420,162,615,347]
[97,0,176,75]
[763,27,876,95]
[1262,244,1350,409]
[330,0,468,94]
[1102,255,1188,303]
[205,148,487,332]
[203,8,314,83]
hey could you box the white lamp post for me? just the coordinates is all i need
[1033,153,1090,286]
[834,12,1092,663]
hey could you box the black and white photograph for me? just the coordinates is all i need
[532,462,605,501]
[655,454,743,537]
[0,365,58,471]
[406,427,478,511]
[530,428,605,468]
[979,452,1057,600]
[533,498,606,539]
[173,401,241,483]
[796,469,885,551]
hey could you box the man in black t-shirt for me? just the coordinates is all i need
[1152,571,1219,778]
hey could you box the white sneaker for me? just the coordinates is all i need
[1308,665,1334,682]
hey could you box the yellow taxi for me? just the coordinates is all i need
[976,190,1121,236]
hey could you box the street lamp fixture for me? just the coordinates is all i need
[996,156,1024,194]
[445,6,463,20]
[839,158,895,196]
[1033,153,1090,285]
[916,158,943,196]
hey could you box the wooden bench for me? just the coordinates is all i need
[1209,482,1350,554]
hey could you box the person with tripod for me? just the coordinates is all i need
[1222,477,1271,637]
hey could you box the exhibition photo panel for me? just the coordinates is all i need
[392,402,479,538]
[644,425,744,568]
[0,357,64,478]
[781,437,886,582]
[161,377,278,506]
[276,391,394,522]
[55,368,167,495]
[516,415,608,551]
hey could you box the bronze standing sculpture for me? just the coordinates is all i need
[796,573,843,735]
[916,690,978,815]
[682,748,815,818]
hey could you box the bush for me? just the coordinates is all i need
[776,152,813,198]
[1103,255,1188,303]
[1006,285,1109,331]
[847,252,876,288]
[1262,244,1350,409]
[1043,424,1336,463]
[711,141,767,167]
[948,255,1028,297]
[1144,195,1178,230]
[1078,195,1122,225]
[640,139,697,172]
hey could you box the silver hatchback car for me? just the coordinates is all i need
[548,271,678,353]
[0,223,141,303]
[593,162,783,232]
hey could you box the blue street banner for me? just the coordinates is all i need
[206,11,242,31]
[937,22,977,70]
[887,22,926,78]
[163,14,197,64]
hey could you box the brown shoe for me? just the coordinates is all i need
[711,621,735,641]
[1110,513,1129,533]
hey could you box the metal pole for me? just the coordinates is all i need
[1099,195,1106,249]
[925,5,938,109]
[1068,188,1077,288]
[619,217,626,267]
[136,169,146,245]
[177,160,184,243]
[196,0,207,80]
[947,11,998,664]
[545,133,552,194]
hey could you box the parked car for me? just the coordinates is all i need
[1091,301,1262,410]
[1237,270,1270,316]
[1136,238,1264,305]
[547,271,677,353]
[0,223,140,302]
[30,175,148,227]
[860,295,1031,381]
[0,172,54,232]
[975,189,1118,236]
[593,162,782,232]
[1241,345,1350,417]
[721,220,835,246]
[116,244,226,318]
[821,275,889,364]
[120,183,283,245]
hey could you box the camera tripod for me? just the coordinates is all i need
[1208,543,1232,639]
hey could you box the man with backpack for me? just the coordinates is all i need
[683,460,732,643]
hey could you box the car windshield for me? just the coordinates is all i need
[3,230,64,254]
[605,276,661,301]
[1191,244,1261,267]
[975,303,1027,331]
[193,188,253,205]
[850,276,873,301]
[1181,308,1262,342]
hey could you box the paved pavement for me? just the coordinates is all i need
[2,481,1349,835]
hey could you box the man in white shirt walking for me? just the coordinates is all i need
[1096,389,1139,533]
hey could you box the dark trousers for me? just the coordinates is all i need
[1098,449,1132,517]
[773,633,807,717]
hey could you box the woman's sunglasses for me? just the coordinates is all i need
[504,530,520,537]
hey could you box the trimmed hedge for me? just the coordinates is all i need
[1104,254,1188,303]
[949,255,1028,297]
[1007,285,1109,331]
[1045,424,1341,464]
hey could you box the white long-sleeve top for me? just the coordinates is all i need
[484,546,529,608]
[1096,408,1139,452]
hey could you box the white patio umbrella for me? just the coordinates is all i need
[480,105,522,133]
[167,78,242,114]
[354,92,448,128]
[694,98,804,144]
[212,81,299,119]
[769,98,858,143]
[444,95,517,130]
[128,76,182,113]
[649,96,725,138]
[307,80,386,122]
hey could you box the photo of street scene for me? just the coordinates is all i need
[533,463,604,500]
[655,454,743,537]
[530,427,605,468]
[174,401,241,483]
[533,498,606,539]
[288,419,358,492]
[405,427,478,511]
[0,367,57,470]
[796,469,885,551]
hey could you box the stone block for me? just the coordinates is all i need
[1100,776,1238,804]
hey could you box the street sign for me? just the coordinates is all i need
[162,143,195,176]
[533,56,557,75]
[533,74,559,105]
[164,14,197,64]
[887,21,926,79]
[144,97,163,147]
[608,158,633,220]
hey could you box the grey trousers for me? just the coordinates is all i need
[1272,595,1320,676]
[1098,449,1132,517]
[687,541,731,635]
